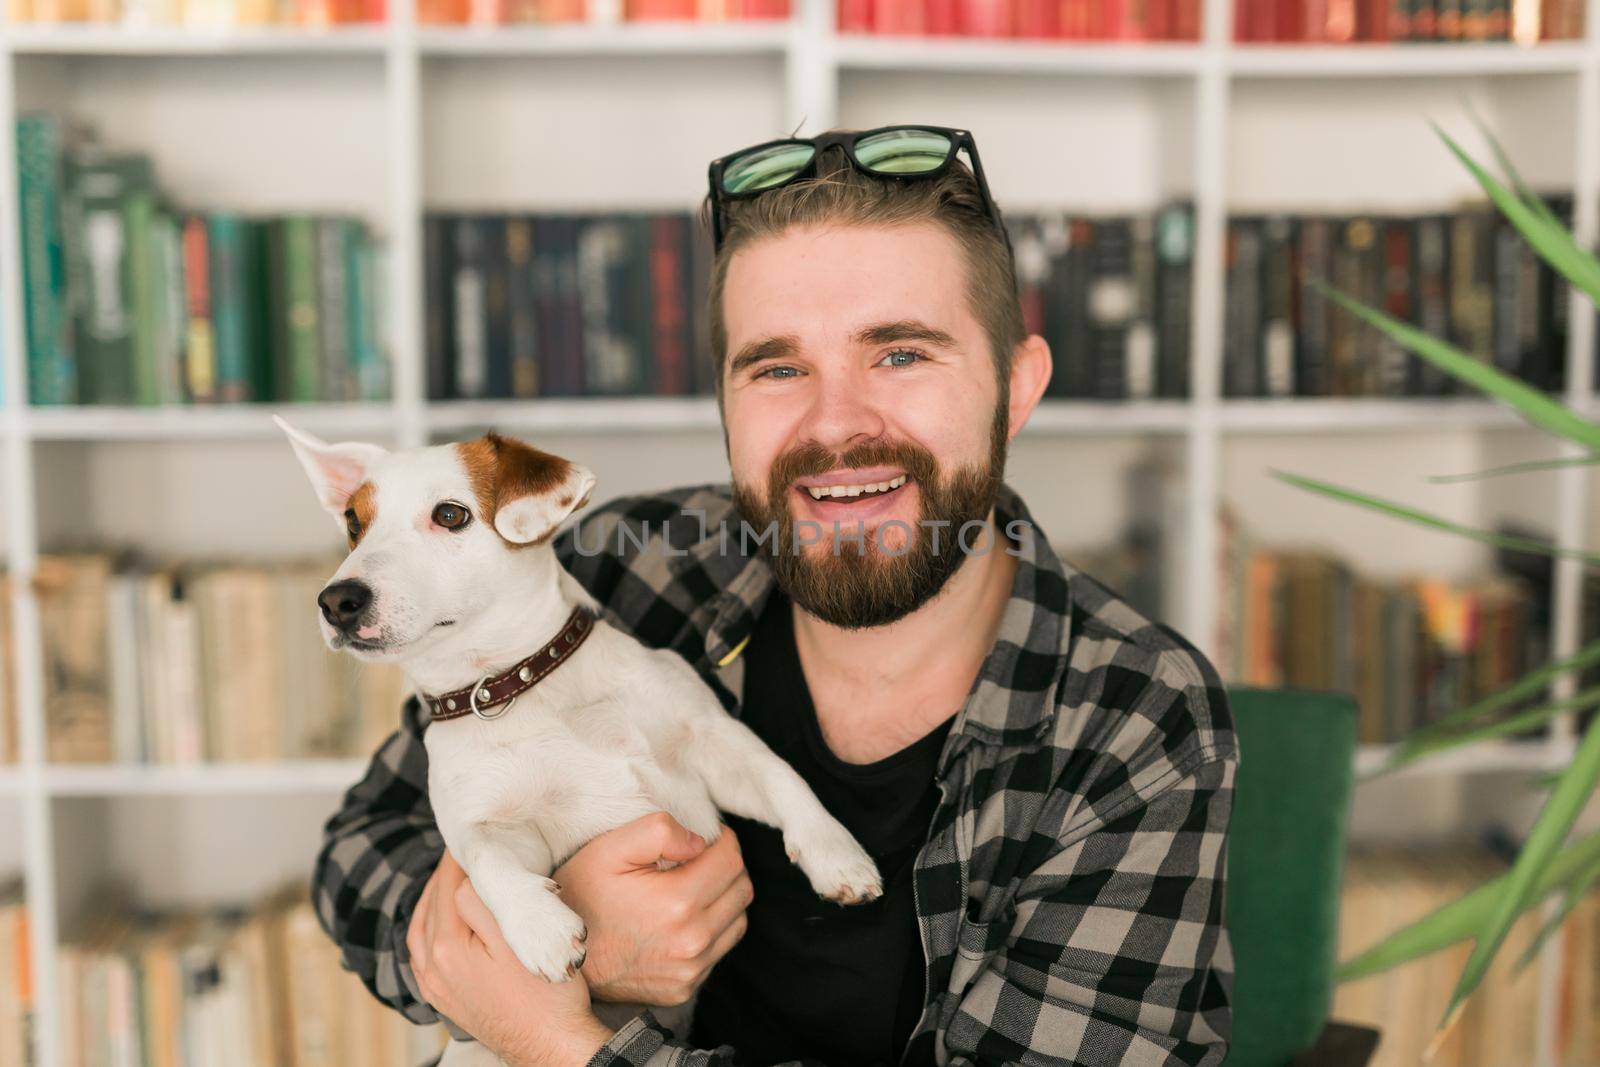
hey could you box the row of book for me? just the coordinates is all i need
[1234,0,1584,41]
[3,0,787,21]
[18,117,393,409]
[425,211,715,399]
[50,886,447,1067]
[1223,205,1574,399]
[1214,508,1549,744]
[33,555,406,766]
[1334,847,1600,1066]
[2,0,382,21]
[836,0,1201,37]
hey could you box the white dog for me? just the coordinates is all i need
[279,419,883,1066]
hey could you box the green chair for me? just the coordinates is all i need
[1224,687,1376,1067]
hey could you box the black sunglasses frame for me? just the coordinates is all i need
[706,124,1012,260]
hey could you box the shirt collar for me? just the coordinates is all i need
[690,485,1074,754]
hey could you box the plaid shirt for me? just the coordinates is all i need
[313,483,1238,1067]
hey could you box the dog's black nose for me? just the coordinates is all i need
[318,580,372,631]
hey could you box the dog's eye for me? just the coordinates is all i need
[433,502,471,530]
[344,509,361,540]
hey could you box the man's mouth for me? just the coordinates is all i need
[800,474,909,501]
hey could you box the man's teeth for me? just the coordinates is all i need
[806,475,908,500]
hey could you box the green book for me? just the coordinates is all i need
[64,150,153,405]
[15,114,74,405]
[126,189,159,406]
[316,217,354,402]
[206,213,253,403]
[270,215,321,403]
[152,211,185,405]
[347,225,388,402]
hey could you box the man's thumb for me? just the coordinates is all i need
[622,812,708,868]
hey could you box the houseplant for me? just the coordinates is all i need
[1277,123,1600,1039]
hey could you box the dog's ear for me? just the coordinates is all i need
[472,433,596,546]
[275,415,389,522]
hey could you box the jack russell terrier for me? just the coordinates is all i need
[278,418,883,1066]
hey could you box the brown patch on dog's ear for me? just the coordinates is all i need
[456,433,577,546]
[346,481,378,548]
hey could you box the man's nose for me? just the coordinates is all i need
[797,375,886,453]
[318,580,373,631]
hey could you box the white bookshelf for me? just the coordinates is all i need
[1,4,1599,1064]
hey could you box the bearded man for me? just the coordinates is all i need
[314,126,1238,1067]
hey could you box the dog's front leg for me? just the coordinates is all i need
[689,713,883,905]
[453,822,590,983]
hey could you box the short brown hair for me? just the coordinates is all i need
[703,140,1024,400]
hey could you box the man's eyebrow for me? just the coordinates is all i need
[854,320,959,349]
[728,335,800,376]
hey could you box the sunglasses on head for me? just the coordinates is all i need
[706,124,1012,259]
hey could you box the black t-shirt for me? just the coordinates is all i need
[689,590,954,1067]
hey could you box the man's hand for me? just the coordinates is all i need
[554,813,753,1007]
[408,850,614,1067]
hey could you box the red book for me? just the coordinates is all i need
[1014,0,1058,35]
[181,218,215,404]
[925,0,959,32]
[737,0,789,17]
[1059,0,1089,36]
[838,0,874,30]
[1147,0,1171,39]
[1358,0,1391,39]
[1172,0,1198,37]
[650,218,690,396]
[1276,0,1304,38]
[1233,0,1253,39]
[956,0,1010,34]
[873,0,925,33]
[630,0,693,17]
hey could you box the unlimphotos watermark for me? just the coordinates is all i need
[569,511,1034,558]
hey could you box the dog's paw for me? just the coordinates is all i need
[785,823,883,906]
[500,898,589,983]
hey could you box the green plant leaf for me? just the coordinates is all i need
[1271,468,1600,566]
[1373,685,1600,776]
[1433,122,1600,306]
[1440,714,1600,1023]
[1427,454,1600,485]
[1511,850,1600,974]
[1309,282,1600,452]
[1465,106,1563,231]
[1337,828,1600,981]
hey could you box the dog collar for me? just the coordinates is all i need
[424,607,596,723]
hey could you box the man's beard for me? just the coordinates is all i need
[731,406,1009,630]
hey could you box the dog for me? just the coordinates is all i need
[279,418,883,1066]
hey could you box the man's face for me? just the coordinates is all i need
[721,222,1011,629]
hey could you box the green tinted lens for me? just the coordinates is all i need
[853,129,954,175]
[721,142,816,195]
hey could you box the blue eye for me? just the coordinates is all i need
[755,365,801,380]
[880,348,925,368]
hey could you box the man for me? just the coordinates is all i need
[314,125,1237,1067]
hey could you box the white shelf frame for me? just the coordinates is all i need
[1,6,1597,1065]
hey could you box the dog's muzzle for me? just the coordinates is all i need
[318,579,374,633]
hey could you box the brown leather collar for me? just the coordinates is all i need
[425,607,596,723]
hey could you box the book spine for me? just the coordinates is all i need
[315,218,355,403]
[206,214,253,403]
[649,215,691,396]
[451,215,488,399]
[1295,219,1332,397]
[16,114,75,405]
[424,214,456,401]
[1223,218,1263,397]
[126,186,162,406]
[504,216,540,399]
[1412,215,1451,396]
[1376,220,1413,397]
[1154,205,1193,399]
[283,216,322,403]
[182,216,217,404]
[1087,218,1134,400]
[482,215,513,400]
[1260,215,1295,397]
[153,211,186,405]
[346,225,386,402]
